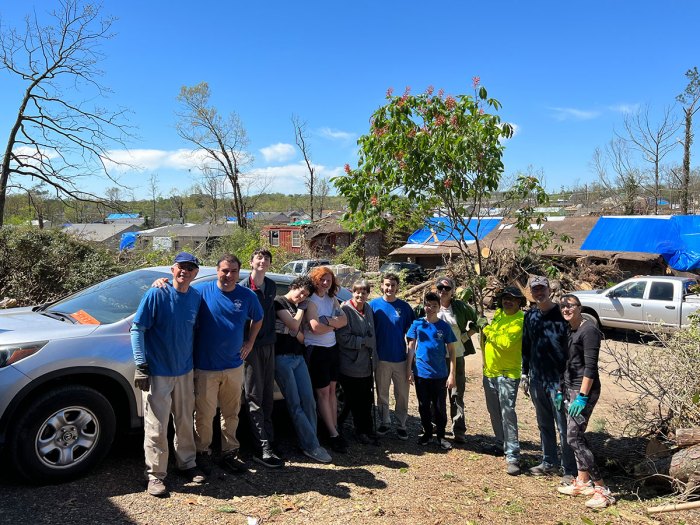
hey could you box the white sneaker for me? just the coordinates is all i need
[304,446,332,464]
[585,486,615,509]
[557,478,595,496]
[438,438,453,450]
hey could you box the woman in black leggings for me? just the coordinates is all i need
[556,294,615,509]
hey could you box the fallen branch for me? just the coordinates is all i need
[647,500,700,514]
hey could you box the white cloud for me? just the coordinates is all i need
[319,127,356,142]
[549,107,601,121]
[248,162,343,194]
[103,148,251,173]
[608,103,640,114]
[259,143,296,163]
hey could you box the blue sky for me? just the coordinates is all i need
[1,0,698,200]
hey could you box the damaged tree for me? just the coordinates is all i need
[0,0,131,227]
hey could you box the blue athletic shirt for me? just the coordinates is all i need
[131,285,201,376]
[369,297,415,363]
[194,282,264,371]
[407,318,457,379]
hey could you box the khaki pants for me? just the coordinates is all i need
[194,366,244,454]
[375,360,409,429]
[143,371,196,481]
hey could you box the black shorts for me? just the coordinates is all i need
[307,344,340,389]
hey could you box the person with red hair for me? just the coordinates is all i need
[304,266,348,452]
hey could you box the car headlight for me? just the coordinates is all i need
[0,341,48,368]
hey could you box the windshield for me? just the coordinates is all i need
[46,269,171,325]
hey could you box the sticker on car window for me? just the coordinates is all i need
[70,310,101,325]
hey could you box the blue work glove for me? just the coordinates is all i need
[568,393,588,417]
[553,391,563,411]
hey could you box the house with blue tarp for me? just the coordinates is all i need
[389,216,502,268]
[581,215,700,272]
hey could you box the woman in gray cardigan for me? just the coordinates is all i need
[336,279,377,444]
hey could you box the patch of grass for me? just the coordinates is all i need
[269,507,282,516]
[216,506,239,514]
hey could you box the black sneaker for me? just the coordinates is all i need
[376,425,390,436]
[418,434,432,446]
[179,466,206,484]
[355,433,371,445]
[196,451,213,475]
[220,451,248,473]
[396,428,409,441]
[253,446,284,468]
[329,435,348,453]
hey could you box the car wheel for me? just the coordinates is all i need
[9,385,116,483]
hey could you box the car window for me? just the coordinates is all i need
[47,269,171,325]
[614,281,647,299]
[294,263,303,273]
[648,282,674,301]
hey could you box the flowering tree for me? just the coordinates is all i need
[334,79,551,309]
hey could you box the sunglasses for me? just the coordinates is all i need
[559,302,580,310]
[436,285,452,291]
[177,263,198,271]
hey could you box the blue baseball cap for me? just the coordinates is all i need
[173,252,200,267]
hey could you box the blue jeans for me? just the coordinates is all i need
[529,377,577,476]
[483,376,520,464]
[274,354,320,452]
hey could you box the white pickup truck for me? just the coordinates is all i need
[570,276,700,332]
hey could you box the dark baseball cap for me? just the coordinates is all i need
[436,276,455,289]
[173,252,200,267]
[501,286,524,299]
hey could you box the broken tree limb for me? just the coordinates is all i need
[669,444,700,484]
[675,428,700,448]
[647,500,700,514]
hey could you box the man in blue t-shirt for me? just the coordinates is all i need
[131,252,205,497]
[406,292,457,450]
[193,254,263,474]
[369,273,415,440]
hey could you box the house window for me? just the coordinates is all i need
[291,229,301,248]
[269,230,280,247]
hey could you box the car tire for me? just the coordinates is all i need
[9,385,117,483]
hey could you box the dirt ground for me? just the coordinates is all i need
[1,332,697,525]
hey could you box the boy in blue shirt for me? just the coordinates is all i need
[406,292,457,450]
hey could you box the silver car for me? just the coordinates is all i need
[0,266,349,483]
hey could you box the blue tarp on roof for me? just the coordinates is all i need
[226,212,256,222]
[119,231,139,251]
[107,213,139,220]
[408,217,501,244]
[581,215,700,271]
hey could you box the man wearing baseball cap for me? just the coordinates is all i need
[132,252,206,497]
[521,275,576,482]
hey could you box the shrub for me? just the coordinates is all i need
[0,227,121,306]
[607,319,700,436]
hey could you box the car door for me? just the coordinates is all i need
[599,279,648,329]
[643,280,678,328]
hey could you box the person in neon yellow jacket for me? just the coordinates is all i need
[481,286,526,476]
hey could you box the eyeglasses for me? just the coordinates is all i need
[559,302,580,310]
[436,285,452,292]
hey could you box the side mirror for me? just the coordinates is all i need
[607,290,618,298]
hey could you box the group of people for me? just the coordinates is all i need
[131,251,614,509]
[481,276,614,509]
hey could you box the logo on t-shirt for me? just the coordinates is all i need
[232,299,243,312]
[436,330,444,340]
[394,307,401,318]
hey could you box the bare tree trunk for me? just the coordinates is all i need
[681,108,692,214]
